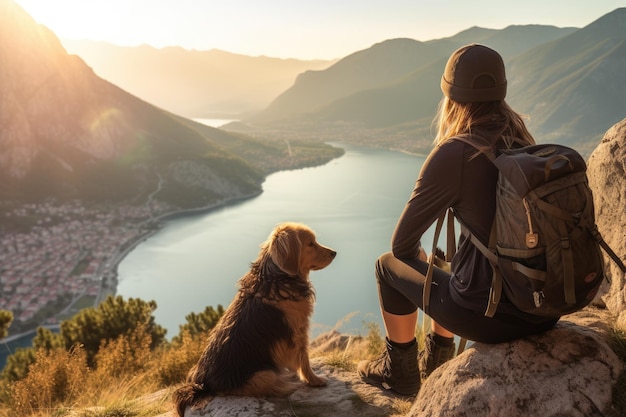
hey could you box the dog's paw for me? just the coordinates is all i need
[306,374,327,387]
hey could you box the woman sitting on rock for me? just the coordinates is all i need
[357,44,560,396]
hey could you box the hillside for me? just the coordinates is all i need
[507,8,626,155]
[245,9,626,156]
[0,0,342,206]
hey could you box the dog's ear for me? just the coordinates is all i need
[267,225,301,276]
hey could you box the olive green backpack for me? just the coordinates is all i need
[424,139,626,321]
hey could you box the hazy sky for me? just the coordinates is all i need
[13,0,625,60]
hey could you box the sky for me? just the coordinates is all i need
[12,0,626,60]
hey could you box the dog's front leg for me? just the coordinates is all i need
[297,349,326,387]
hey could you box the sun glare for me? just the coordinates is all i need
[15,0,134,43]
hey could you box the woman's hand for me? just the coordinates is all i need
[418,247,428,262]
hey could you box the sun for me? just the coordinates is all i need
[13,0,131,44]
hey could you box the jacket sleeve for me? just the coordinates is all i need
[391,141,464,260]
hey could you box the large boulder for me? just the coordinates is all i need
[587,118,626,327]
[409,309,623,417]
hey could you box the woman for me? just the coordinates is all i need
[357,44,559,396]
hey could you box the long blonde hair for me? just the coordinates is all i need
[433,97,535,150]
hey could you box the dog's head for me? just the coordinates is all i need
[262,222,336,277]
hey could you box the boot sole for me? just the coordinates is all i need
[359,375,419,397]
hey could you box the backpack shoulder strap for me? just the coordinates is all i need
[423,208,458,314]
[423,209,473,356]
[589,226,626,273]
[452,134,529,162]
[460,223,502,317]
[451,134,497,162]
[423,212,447,315]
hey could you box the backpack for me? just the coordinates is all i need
[424,137,626,319]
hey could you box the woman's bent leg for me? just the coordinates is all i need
[373,252,456,381]
[356,254,423,395]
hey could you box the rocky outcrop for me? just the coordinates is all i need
[164,309,622,417]
[409,309,622,417]
[587,117,626,327]
[177,358,403,417]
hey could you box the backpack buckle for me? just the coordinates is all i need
[533,291,545,308]
[560,236,571,249]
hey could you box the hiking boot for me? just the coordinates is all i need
[419,333,456,381]
[357,338,420,396]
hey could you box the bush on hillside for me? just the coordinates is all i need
[0,300,226,415]
[8,346,88,415]
[172,304,224,344]
[151,330,207,387]
[60,295,167,366]
[0,311,12,339]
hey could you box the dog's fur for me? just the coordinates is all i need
[173,222,336,416]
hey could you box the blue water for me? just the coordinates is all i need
[117,143,434,339]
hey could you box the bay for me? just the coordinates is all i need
[117,143,435,339]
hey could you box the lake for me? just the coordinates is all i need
[117,143,435,339]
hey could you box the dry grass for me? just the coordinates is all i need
[8,346,89,416]
[150,331,206,387]
[1,324,207,417]
[3,313,624,417]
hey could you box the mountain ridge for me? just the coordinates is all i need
[245,8,625,155]
[61,39,336,117]
[250,24,577,125]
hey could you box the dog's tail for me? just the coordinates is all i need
[172,382,212,417]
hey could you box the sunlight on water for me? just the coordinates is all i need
[194,118,238,128]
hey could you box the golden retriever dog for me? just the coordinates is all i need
[173,222,336,416]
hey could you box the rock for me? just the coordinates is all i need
[409,309,623,417]
[173,356,408,417]
[152,330,408,417]
[160,310,622,417]
[587,117,626,327]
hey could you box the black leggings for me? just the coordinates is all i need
[375,252,558,344]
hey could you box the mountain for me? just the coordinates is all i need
[507,8,626,155]
[249,9,626,155]
[251,25,576,124]
[0,0,340,206]
[61,40,335,117]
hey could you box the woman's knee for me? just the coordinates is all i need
[375,252,396,282]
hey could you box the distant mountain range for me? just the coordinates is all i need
[0,0,341,205]
[49,8,626,157]
[252,25,575,124]
[61,40,335,118]
[245,8,625,156]
[3,0,624,208]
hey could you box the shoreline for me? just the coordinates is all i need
[154,190,262,222]
[1,143,349,355]
[120,190,264,262]
[109,190,264,289]
[0,191,264,347]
